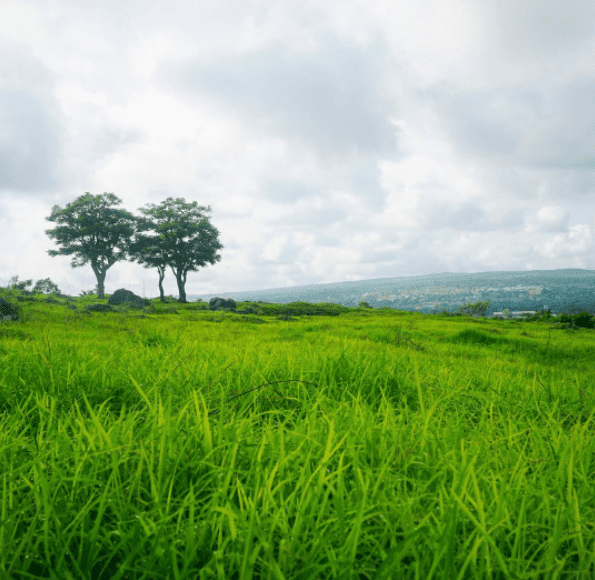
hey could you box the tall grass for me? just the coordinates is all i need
[1,288,594,578]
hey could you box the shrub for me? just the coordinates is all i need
[555,313,573,324]
[32,278,61,295]
[5,275,63,296]
[455,301,491,318]
[548,311,595,330]
[572,311,595,329]
[5,276,34,293]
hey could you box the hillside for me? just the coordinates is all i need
[188,268,595,316]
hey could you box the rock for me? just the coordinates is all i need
[107,289,152,310]
[0,297,20,322]
[209,297,237,311]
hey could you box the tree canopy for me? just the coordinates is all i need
[124,197,223,303]
[44,192,223,302]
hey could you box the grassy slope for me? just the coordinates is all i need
[0,289,594,578]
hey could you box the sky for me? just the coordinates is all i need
[1,0,595,300]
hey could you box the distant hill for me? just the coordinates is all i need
[187,268,595,316]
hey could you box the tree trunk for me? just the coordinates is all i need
[175,271,188,303]
[157,266,166,302]
[91,263,107,300]
[178,285,187,303]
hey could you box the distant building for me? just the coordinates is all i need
[490,311,555,319]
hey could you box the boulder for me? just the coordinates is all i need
[107,289,152,310]
[209,297,237,311]
[0,297,20,322]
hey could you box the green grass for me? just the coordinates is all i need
[1,288,595,579]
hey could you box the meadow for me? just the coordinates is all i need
[1,287,595,579]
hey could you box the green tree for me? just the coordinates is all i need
[124,197,223,303]
[44,192,224,303]
[4,276,62,296]
[455,300,492,318]
[45,192,140,300]
[6,276,33,293]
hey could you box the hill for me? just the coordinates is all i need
[188,268,595,316]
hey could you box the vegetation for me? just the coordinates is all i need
[44,193,223,302]
[1,284,595,578]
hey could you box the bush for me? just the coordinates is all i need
[455,301,491,318]
[6,275,62,296]
[5,276,34,293]
[572,311,595,329]
[547,311,595,330]
[32,278,61,295]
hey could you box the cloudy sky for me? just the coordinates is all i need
[2,0,595,299]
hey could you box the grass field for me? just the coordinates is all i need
[1,288,594,579]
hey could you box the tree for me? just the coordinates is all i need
[122,233,173,302]
[455,300,492,318]
[45,192,145,300]
[5,276,61,295]
[6,276,34,293]
[124,197,223,303]
[44,192,224,302]
[33,278,62,295]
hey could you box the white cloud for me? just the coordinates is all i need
[1,0,594,298]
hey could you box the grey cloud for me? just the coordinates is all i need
[86,127,146,162]
[416,79,595,173]
[155,36,399,160]
[268,203,348,229]
[530,170,595,204]
[347,157,387,209]
[262,180,319,203]
[408,187,491,231]
[524,79,595,169]
[416,86,522,159]
[261,156,387,209]
[0,89,63,191]
[427,200,488,231]
[365,247,459,280]
[261,237,303,265]
[0,43,66,194]
[480,0,595,56]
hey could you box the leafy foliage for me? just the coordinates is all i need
[454,300,491,318]
[124,197,223,302]
[5,276,61,296]
[555,311,595,329]
[43,192,223,302]
[44,193,143,298]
